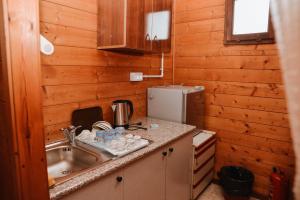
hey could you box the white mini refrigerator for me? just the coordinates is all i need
[147,85,205,128]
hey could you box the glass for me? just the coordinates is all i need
[233,0,270,35]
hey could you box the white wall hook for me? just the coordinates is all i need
[40,34,54,55]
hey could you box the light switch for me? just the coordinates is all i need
[130,72,143,82]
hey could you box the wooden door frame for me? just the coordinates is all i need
[0,0,49,199]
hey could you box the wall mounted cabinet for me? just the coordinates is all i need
[97,0,172,53]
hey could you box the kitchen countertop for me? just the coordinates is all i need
[49,117,196,200]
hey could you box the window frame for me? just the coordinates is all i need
[224,0,275,45]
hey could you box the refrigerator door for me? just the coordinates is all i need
[148,88,183,123]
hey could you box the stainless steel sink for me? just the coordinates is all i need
[46,141,113,184]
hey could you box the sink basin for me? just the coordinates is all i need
[46,141,112,184]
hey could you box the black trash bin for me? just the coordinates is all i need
[219,166,254,200]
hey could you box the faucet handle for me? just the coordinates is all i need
[60,127,71,141]
[68,125,82,136]
[69,125,82,131]
[60,125,82,145]
[60,125,82,136]
[60,127,69,135]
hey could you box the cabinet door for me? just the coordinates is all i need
[144,0,153,52]
[97,0,126,48]
[126,0,145,51]
[62,170,123,200]
[166,133,193,200]
[151,0,172,53]
[123,149,166,200]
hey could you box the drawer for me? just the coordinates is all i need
[193,157,214,186]
[194,137,216,155]
[194,144,215,170]
[192,170,214,200]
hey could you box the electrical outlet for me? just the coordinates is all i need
[130,72,143,82]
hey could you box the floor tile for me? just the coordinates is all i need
[197,184,259,200]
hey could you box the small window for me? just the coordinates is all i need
[224,0,275,45]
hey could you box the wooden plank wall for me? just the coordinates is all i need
[1,0,50,198]
[173,0,294,196]
[0,20,13,200]
[0,37,3,101]
[40,0,172,143]
[0,6,17,198]
[0,39,17,200]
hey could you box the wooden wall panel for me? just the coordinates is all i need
[0,11,16,199]
[44,0,97,13]
[173,0,294,196]
[40,0,172,143]
[0,4,18,198]
[0,101,17,200]
[0,42,3,101]
[182,80,285,99]
[40,1,97,31]
[1,0,49,199]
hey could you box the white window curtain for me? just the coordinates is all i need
[271,0,300,198]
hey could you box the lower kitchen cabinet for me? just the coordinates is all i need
[123,148,166,200]
[62,170,123,200]
[60,131,193,200]
[122,132,192,200]
[166,133,193,200]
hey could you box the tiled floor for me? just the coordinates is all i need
[197,184,260,200]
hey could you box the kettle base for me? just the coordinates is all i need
[114,124,129,129]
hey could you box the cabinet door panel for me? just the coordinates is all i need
[144,0,153,52]
[124,149,166,200]
[62,170,123,200]
[151,0,172,53]
[97,0,126,47]
[166,133,193,200]
[126,0,145,50]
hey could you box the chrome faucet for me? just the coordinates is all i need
[60,125,82,146]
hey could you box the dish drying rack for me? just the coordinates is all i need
[76,131,150,157]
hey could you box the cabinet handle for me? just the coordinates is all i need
[169,147,174,153]
[116,176,123,182]
[145,33,150,40]
[162,151,167,156]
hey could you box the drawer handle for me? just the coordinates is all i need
[116,176,123,182]
[169,148,174,153]
[162,151,167,156]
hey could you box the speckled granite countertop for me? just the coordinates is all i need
[49,117,196,199]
